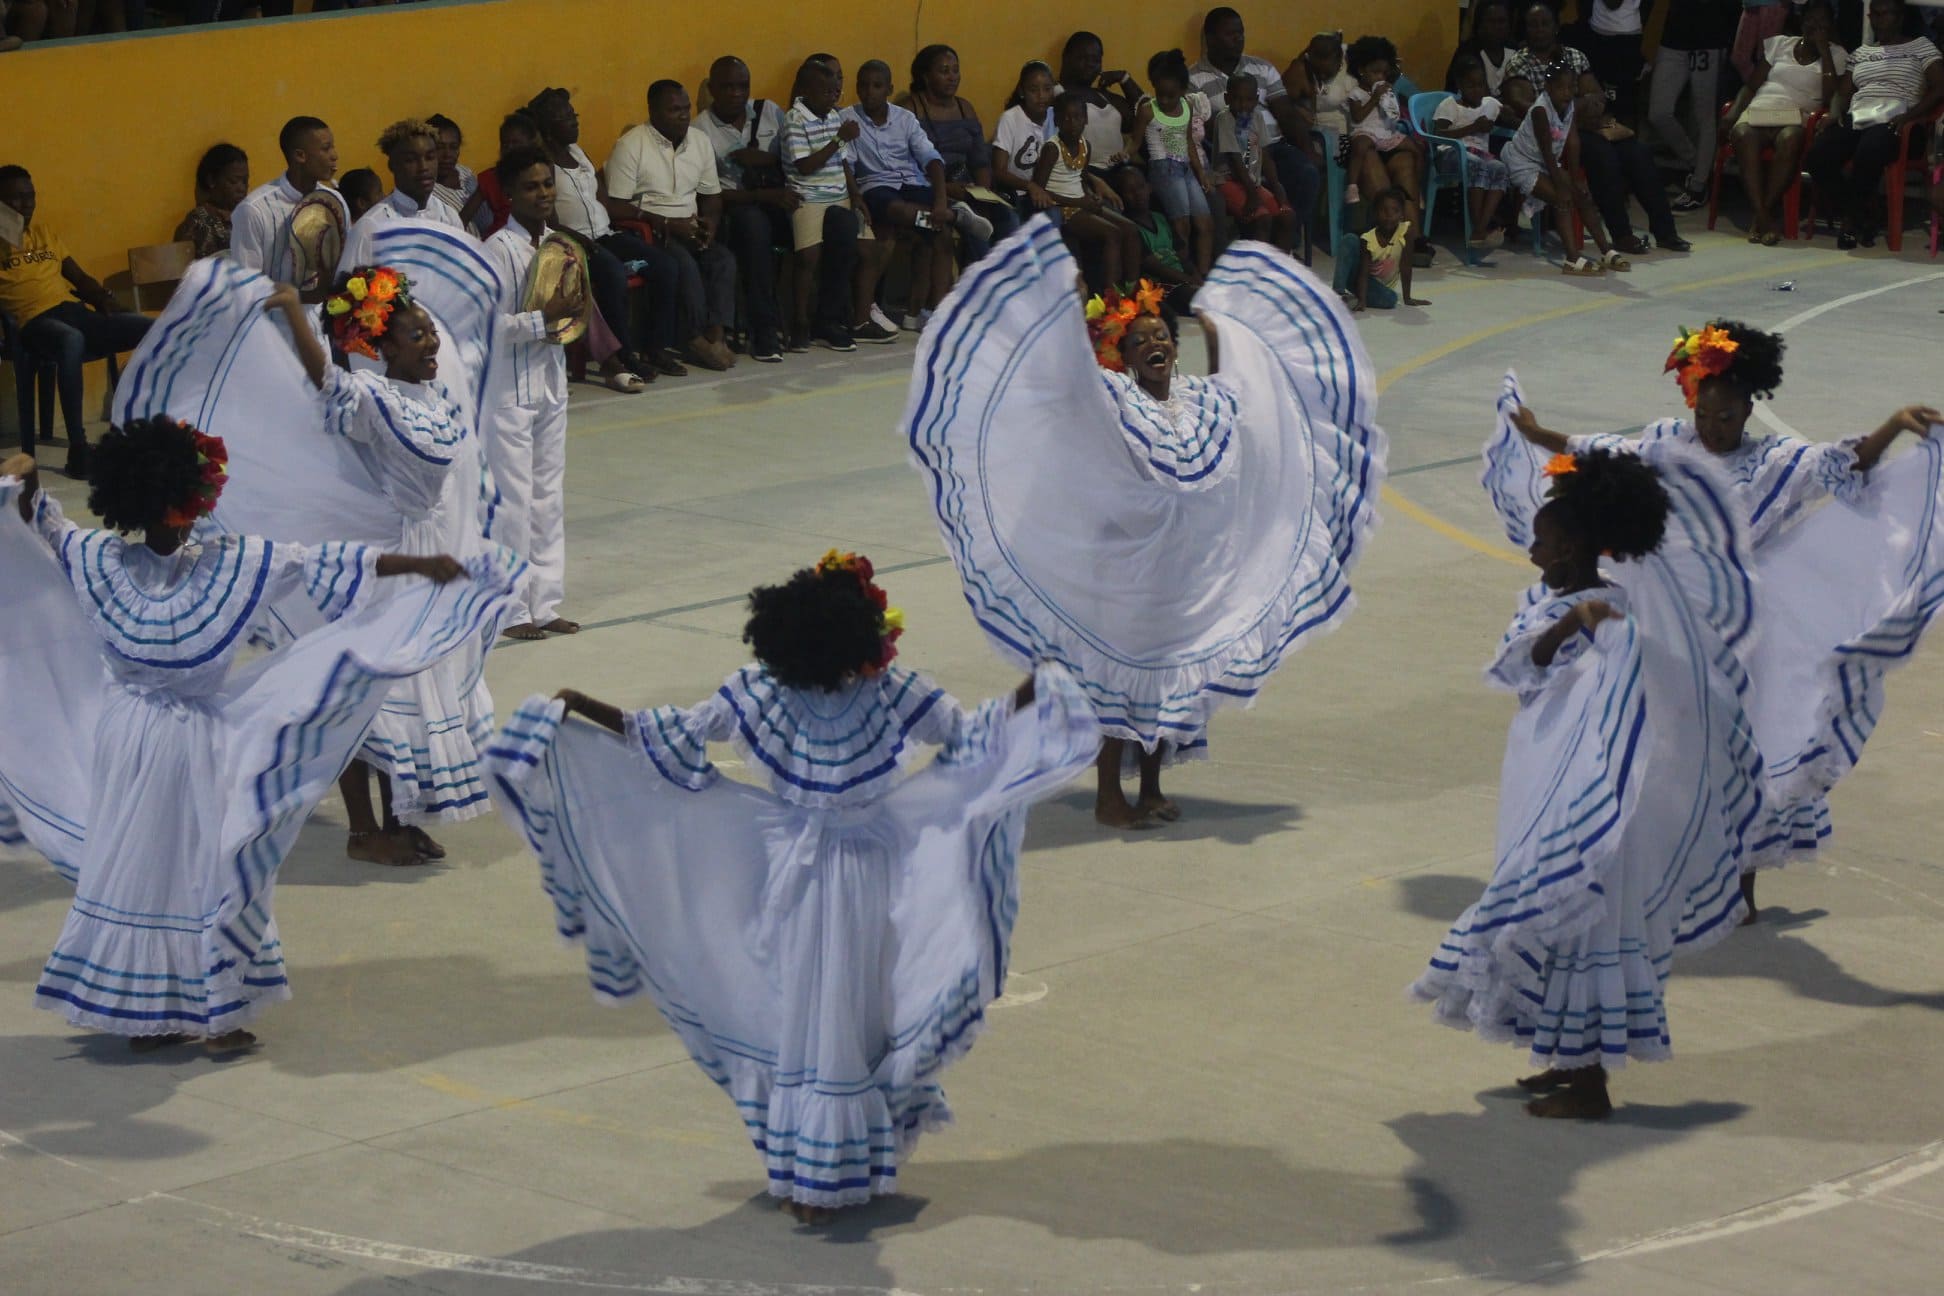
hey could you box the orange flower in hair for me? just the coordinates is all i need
[1085,280,1167,373]
[1664,323,1740,408]
[1543,453,1578,478]
[323,265,416,361]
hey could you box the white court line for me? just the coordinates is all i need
[1752,270,1944,441]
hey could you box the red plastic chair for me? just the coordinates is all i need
[1707,104,1823,240]
[567,219,654,381]
[1884,104,1944,253]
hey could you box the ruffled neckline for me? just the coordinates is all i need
[74,532,275,669]
[717,666,950,809]
[1102,370,1241,490]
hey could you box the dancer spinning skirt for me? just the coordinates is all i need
[0,428,520,1053]
[487,553,1099,1219]
[1507,323,1942,909]
[1412,437,1769,1119]
[114,221,514,865]
[904,218,1385,828]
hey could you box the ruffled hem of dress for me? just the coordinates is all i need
[908,225,1386,752]
[358,685,498,825]
[35,925,293,1038]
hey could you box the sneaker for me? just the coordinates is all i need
[951,201,994,242]
[1670,186,1707,213]
[751,336,784,363]
[905,308,933,333]
[812,322,856,351]
[868,303,899,334]
[851,319,899,345]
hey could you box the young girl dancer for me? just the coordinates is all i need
[904,219,1386,829]
[0,430,517,1053]
[1414,441,1767,1118]
[1506,323,1941,917]
[487,554,1098,1222]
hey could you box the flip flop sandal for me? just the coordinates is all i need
[1600,250,1632,272]
[1560,256,1604,275]
[603,371,646,394]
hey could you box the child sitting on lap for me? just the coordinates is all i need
[1432,54,1512,251]
[1211,72,1298,252]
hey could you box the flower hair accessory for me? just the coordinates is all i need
[817,548,904,676]
[1663,323,1740,408]
[322,265,414,361]
[1084,280,1167,372]
[162,426,230,528]
[1543,453,1578,478]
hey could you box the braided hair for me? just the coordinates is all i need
[744,565,890,691]
[87,419,209,535]
[1539,448,1669,561]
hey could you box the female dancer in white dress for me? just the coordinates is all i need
[487,552,1099,1221]
[0,424,519,1053]
[1413,444,1768,1119]
[904,218,1385,828]
[1503,321,1941,916]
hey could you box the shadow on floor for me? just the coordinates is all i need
[1027,792,1306,849]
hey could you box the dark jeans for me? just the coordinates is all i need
[1582,30,1647,123]
[662,237,738,342]
[723,202,787,348]
[1577,130,1678,244]
[1803,122,1904,232]
[1267,138,1324,244]
[571,229,679,358]
[18,302,151,447]
[814,206,863,332]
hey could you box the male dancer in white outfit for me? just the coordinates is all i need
[341,118,465,270]
[482,146,578,640]
[232,116,339,283]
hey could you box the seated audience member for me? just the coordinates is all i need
[1331,186,1428,311]
[1038,89,1145,289]
[461,111,541,237]
[1136,49,1216,278]
[1733,0,1796,81]
[1110,164,1200,310]
[1503,3,1690,253]
[0,166,153,476]
[846,59,969,328]
[992,60,1058,208]
[1804,0,1943,247]
[174,142,250,260]
[341,118,460,272]
[529,86,683,380]
[1211,73,1298,250]
[785,58,891,347]
[1433,55,1513,249]
[1647,0,1742,215]
[607,79,739,371]
[1343,36,1428,251]
[232,115,338,282]
[1727,0,1847,245]
[1055,31,1142,169]
[1191,7,1323,241]
[903,44,1012,261]
[428,113,478,217]
[1,1,35,50]
[696,55,792,364]
[1444,0,1515,95]
[1579,0,1648,124]
[338,168,383,223]
[1290,31,1354,141]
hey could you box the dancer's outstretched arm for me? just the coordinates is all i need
[554,688,627,735]
[4,453,37,523]
[375,553,465,583]
[265,283,331,390]
[1851,405,1940,473]
[1512,405,1571,455]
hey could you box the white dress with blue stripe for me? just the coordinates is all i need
[1414,432,1768,1070]
[0,478,524,1037]
[904,219,1385,758]
[112,227,513,824]
[1491,371,1944,863]
[486,662,1100,1208]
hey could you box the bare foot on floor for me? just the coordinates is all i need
[778,1198,836,1225]
[348,830,424,867]
[502,622,547,641]
[1135,794,1182,822]
[539,618,581,635]
[402,826,447,860]
[204,1030,258,1056]
[1516,1068,1575,1092]
[128,1034,193,1054]
[1093,800,1159,830]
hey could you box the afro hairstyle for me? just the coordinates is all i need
[1699,319,1786,401]
[1539,447,1670,562]
[87,418,209,535]
[1346,35,1400,78]
[743,563,889,691]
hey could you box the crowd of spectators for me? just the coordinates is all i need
[0,0,422,45]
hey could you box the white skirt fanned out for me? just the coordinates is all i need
[1411,396,1765,1070]
[485,663,1099,1207]
[903,218,1385,758]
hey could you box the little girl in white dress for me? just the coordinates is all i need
[487,552,1099,1220]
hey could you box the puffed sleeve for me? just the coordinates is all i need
[261,539,382,621]
[320,367,463,515]
[623,691,738,790]
[1486,593,1607,700]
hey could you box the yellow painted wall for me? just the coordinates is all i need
[8,0,1453,282]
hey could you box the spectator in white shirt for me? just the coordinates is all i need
[1191,7,1323,247]
[696,55,792,363]
[341,118,461,272]
[231,115,338,284]
[607,79,738,372]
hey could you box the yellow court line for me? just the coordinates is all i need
[1375,253,1850,566]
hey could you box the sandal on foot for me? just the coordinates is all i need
[502,623,547,641]
[603,370,646,394]
[1560,255,1604,276]
[204,1030,259,1056]
[538,617,581,635]
[1599,250,1632,272]
[347,830,423,867]
[1760,230,1782,247]
[1516,1068,1575,1092]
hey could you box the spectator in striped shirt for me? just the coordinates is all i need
[1804,0,1944,246]
[785,60,891,348]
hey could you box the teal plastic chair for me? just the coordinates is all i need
[1406,91,1462,254]
[1315,127,1353,257]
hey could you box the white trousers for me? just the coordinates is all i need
[487,394,569,625]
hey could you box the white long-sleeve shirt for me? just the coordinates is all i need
[340,189,463,271]
[230,174,325,282]
[481,223,565,411]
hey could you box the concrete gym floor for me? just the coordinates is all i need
[3,230,1942,1296]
